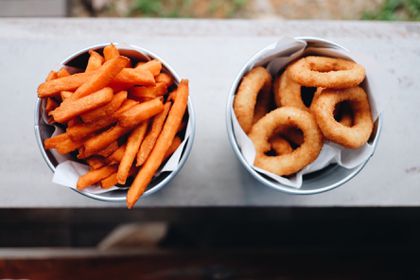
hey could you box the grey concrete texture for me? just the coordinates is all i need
[0,19,419,208]
[0,0,67,17]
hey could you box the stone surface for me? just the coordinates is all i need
[0,0,67,17]
[0,19,419,208]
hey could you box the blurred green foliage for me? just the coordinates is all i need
[363,0,420,21]
[129,0,248,18]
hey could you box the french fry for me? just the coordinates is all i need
[44,133,83,154]
[155,73,173,87]
[46,99,58,123]
[57,68,70,78]
[77,147,87,159]
[45,98,58,116]
[81,91,127,123]
[167,89,177,102]
[177,119,187,133]
[71,56,129,100]
[45,71,57,81]
[163,136,182,161]
[77,165,117,190]
[117,122,148,184]
[67,99,136,141]
[38,44,190,209]
[107,144,126,163]
[136,102,171,166]
[126,80,189,208]
[67,118,80,128]
[111,68,155,87]
[100,173,118,189]
[44,133,68,150]
[51,87,113,123]
[129,91,155,102]
[118,98,164,128]
[86,156,107,170]
[129,83,167,101]
[136,59,162,76]
[55,137,84,154]
[114,99,139,116]
[101,167,137,189]
[61,91,73,100]
[86,50,104,72]
[103,44,119,61]
[38,56,137,98]
[67,116,115,141]
[96,141,119,157]
[83,125,130,157]
[38,71,95,98]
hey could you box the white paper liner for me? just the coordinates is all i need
[40,45,192,194]
[232,37,393,189]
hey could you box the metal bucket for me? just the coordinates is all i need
[226,37,382,194]
[34,43,196,202]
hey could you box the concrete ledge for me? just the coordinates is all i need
[0,0,67,17]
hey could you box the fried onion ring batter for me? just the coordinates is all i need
[274,125,304,146]
[253,83,273,124]
[311,87,373,148]
[288,56,365,89]
[274,69,308,110]
[249,107,323,176]
[234,66,272,133]
[270,136,293,155]
[311,88,353,127]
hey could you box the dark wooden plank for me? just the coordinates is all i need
[0,250,412,280]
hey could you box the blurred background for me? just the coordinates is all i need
[0,0,419,20]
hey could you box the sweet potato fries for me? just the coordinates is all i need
[38,44,189,208]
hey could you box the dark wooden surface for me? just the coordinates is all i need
[0,249,417,280]
[2,207,420,247]
[1,208,420,278]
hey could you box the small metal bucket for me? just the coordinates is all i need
[34,43,196,202]
[226,37,382,194]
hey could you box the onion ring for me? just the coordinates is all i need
[274,69,313,111]
[335,102,353,127]
[249,107,323,176]
[288,56,365,88]
[234,66,272,133]
[253,82,273,124]
[337,113,353,127]
[270,136,293,155]
[311,88,353,127]
[312,92,353,127]
[311,87,373,148]
[274,125,304,146]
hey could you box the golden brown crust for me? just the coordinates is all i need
[288,56,365,89]
[311,87,373,148]
[233,66,272,133]
[270,136,293,155]
[274,69,308,111]
[249,107,323,176]
[253,83,273,124]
